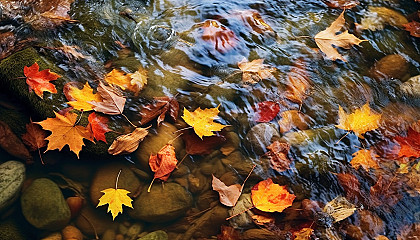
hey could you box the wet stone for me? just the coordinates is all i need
[20,178,71,231]
[75,205,118,237]
[228,194,254,229]
[399,75,420,97]
[369,54,409,81]
[138,230,168,240]
[245,123,280,155]
[0,219,27,240]
[129,183,193,223]
[0,161,25,212]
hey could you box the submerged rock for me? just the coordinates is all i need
[138,230,168,240]
[0,161,25,212]
[129,183,192,223]
[0,219,27,240]
[182,205,229,239]
[21,178,71,231]
[360,7,408,31]
[399,75,420,97]
[245,123,280,155]
[228,194,255,229]
[75,205,118,236]
[369,54,409,81]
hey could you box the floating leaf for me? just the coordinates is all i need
[88,112,111,143]
[139,97,179,126]
[24,62,60,98]
[37,112,93,158]
[314,11,367,61]
[351,149,380,171]
[323,196,356,222]
[238,59,276,84]
[336,103,381,139]
[108,127,149,155]
[264,141,293,172]
[64,82,102,111]
[212,175,242,207]
[201,20,238,52]
[90,82,126,115]
[255,101,280,123]
[251,178,295,212]
[278,110,310,133]
[148,144,178,192]
[182,106,227,139]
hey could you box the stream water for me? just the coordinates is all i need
[1,0,420,239]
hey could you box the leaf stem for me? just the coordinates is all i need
[115,169,122,189]
[147,178,156,192]
[121,113,138,128]
[335,131,350,145]
[226,206,254,221]
[241,164,256,191]
[75,111,84,126]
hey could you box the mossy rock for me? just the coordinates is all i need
[0,219,27,240]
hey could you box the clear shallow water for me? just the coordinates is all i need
[2,0,420,239]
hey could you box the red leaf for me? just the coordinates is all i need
[182,131,226,155]
[24,62,60,98]
[255,101,280,122]
[404,21,420,38]
[149,144,178,182]
[201,20,238,52]
[264,141,293,172]
[394,128,420,158]
[88,112,111,143]
[139,97,179,126]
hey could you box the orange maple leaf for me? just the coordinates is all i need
[88,112,111,143]
[351,149,380,171]
[336,103,381,139]
[251,178,295,212]
[37,111,93,158]
[148,144,178,192]
[24,62,60,98]
[394,128,420,158]
[64,82,102,111]
[182,106,227,139]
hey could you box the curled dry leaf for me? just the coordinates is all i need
[212,175,242,207]
[314,11,367,61]
[251,178,296,212]
[350,149,380,171]
[264,141,293,172]
[255,101,280,123]
[64,82,102,111]
[24,62,60,98]
[108,127,149,155]
[139,97,179,126]
[90,82,126,115]
[323,196,356,222]
[238,58,276,84]
[22,122,48,152]
[201,20,238,52]
[336,103,381,139]
[182,106,227,139]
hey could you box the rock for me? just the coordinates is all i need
[135,122,184,171]
[90,163,142,206]
[20,178,71,231]
[228,194,254,229]
[399,75,420,97]
[101,229,116,240]
[129,183,192,223]
[187,170,211,194]
[360,7,408,31]
[61,225,83,240]
[221,151,257,176]
[196,190,219,210]
[281,126,337,147]
[0,219,27,240]
[138,230,168,240]
[220,131,240,156]
[245,123,280,155]
[0,161,25,212]
[171,164,190,178]
[369,54,409,81]
[75,205,118,236]
[126,223,143,239]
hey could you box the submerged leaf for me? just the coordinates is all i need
[264,141,293,172]
[336,103,381,138]
[183,131,226,155]
[201,20,238,52]
[22,122,48,152]
[238,59,276,84]
[350,149,380,171]
[285,58,311,104]
[255,101,280,123]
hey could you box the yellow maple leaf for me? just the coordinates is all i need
[105,68,147,94]
[37,112,93,158]
[314,10,367,61]
[97,188,133,220]
[336,103,381,138]
[238,58,276,84]
[182,106,227,139]
[351,149,380,171]
[67,82,102,111]
[129,68,148,93]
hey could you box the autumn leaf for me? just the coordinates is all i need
[139,97,179,126]
[251,178,296,212]
[264,141,293,172]
[148,144,178,192]
[255,101,280,123]
[284,58,311,104]
[403,162,420,197]
[90,82,126,115]
[351,149,380,171]
[404,21,420,38]
[182,131,226,155]
[108,127,149,155]
[251,214,276,226]
[336,103,381,139]
[234,10,273,33]
[278,110,310,134]
[212,175,242,207]
[238,58,276,84]
[336,173,363,203]
[314,11,367,61]
[129,68,148,94]
[394,128,420,158]
[24,62,60,98]
[323,196,356,222]
[64,82,102,111]
[217,226,241,240]
[294,228,314,240]
[182,106,227,139]
[370,175,402,207]
[201,20,238,52]
[323,0,359,9]
[88,112,111,143]
[97,170,133,220]
[104,69,146,93]
[37,111,93,158]
[22,122,48,152]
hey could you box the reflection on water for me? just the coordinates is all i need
[1,0,420,239]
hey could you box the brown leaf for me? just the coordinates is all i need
[0,121,32,163]
[108,127,149,155]
[212,174,242,207]
[293,228,314,240]
[284,58,311,104]
[336,173,363,203]
[234,10,274,34]
[22,122,48,151]
[278,110,310,133]
[90,82,126,115]
[251,214,276,226]
[314,10,367,61]
[238,59,276,84]
[139,97,179,126]
[149,144,178,182]
[370,175,402,207]
[264,141,293,172]
[404,21,420,38]
[217,225,241,240]
[182,131,226,155]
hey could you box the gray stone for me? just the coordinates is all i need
[370,54,409,81]
[129,183,192,223]
[127,223,144,238]
[21,178,70,231]
[228,194,255,229]
[90,163,142,206]
[138,230,168,240]
[245,123,280,155]
[400,75,420,97]
[0,161,25,212]
[135,123,184,171]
